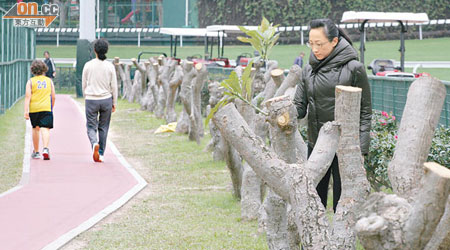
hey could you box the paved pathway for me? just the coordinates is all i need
[0,95,146,250]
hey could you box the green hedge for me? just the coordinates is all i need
[198,0,450,27]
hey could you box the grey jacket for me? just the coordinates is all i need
[293,38,372,154]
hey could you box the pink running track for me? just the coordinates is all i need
[0,95,146,250]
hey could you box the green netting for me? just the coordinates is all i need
[368,76,450,127]
[0,9,35,114]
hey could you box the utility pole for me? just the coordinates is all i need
[76,0,96,97]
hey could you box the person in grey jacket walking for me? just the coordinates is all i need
[293,19,372,212]
[82,39,118,163]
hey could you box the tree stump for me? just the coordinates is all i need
[165,65,183,123]
[177,61,196,134]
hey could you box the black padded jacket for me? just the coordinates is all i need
[293,37,372,154]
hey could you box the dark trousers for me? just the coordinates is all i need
[308,146,341,213]
[85,97,113,156]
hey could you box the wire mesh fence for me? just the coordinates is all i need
[205,67,450,127]
[0,8,35,114]
[368,76,450,127]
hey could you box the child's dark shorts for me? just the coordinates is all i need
[29,111,53,129]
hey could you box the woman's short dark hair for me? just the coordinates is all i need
[309,19,353,46]
[31,60,48,75]
[94,38,109,61]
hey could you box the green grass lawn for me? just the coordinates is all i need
[0,99,25,194]
[37,37,450,81]
[62,99,268,249]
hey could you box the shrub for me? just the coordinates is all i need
[364,110,398,191]
[365,110,450,191]
[299,110,449,191]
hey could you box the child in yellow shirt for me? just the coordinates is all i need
[24,60,56,160]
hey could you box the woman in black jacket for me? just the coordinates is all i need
[293,19,372,213]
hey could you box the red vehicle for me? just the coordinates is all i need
[368,59,430,78]
[341,11,430,78]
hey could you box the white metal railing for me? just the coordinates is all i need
[36,58,133,67]
[35,19,450,47]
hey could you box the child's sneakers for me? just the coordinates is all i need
[31,151,41,159]
[42,148,50,160]
[92,143,100,162]
[99,155,104,163]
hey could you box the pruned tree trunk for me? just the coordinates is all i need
[261,189,290,250]
[354,77,449,249]
[213,96,341,248]
[113,57,126,98]
[177,61,196,134]
[165,65,183,123]
[356,163,450,250]
[132,58,148,107]
[113,57,133,101]
[270,68,285,89]
[388,77,447,199]
[425,195,450,249]
[205,81,226,161]
[145,59,160,112]
[223,137,244,199]
[235,99,263,221]
[263,96,302,250]
[122,64,133,101]
[176,109,190,134]
[274,64,301,98]
[129,70,142,103]
[188,63,207,144]
[331,86,371,247]
[404,163,450,249]
[241,163,263,220]
[140,62,155,111]
[155,58,177,119]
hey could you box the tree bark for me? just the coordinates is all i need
[129,70,142,103]
[270,68,285,89]
[331,86,371,247]
[213,87,361,249]
[155,58,177,119]
[123,64,133,100]
[132,58,148,107]
[355,77,449,249]
[165,65,183,123]
[132,58,148,96]
[404,163,450,249]
[213,103,291,201]
[356,163,450,249]
[140,62,155,111]
[425,195,450,250]
[388,77,446,199]
[304,121,340,187]
[188,63,207,144]
[113,58,126,98]
[274,64,301,98]
[355,192,412,250]
[145,60,160,112]
[222,135,243,199]
[177,61,196,134]
[205,81,226,161]
[264,95,302,250]
[235,99,263,221]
